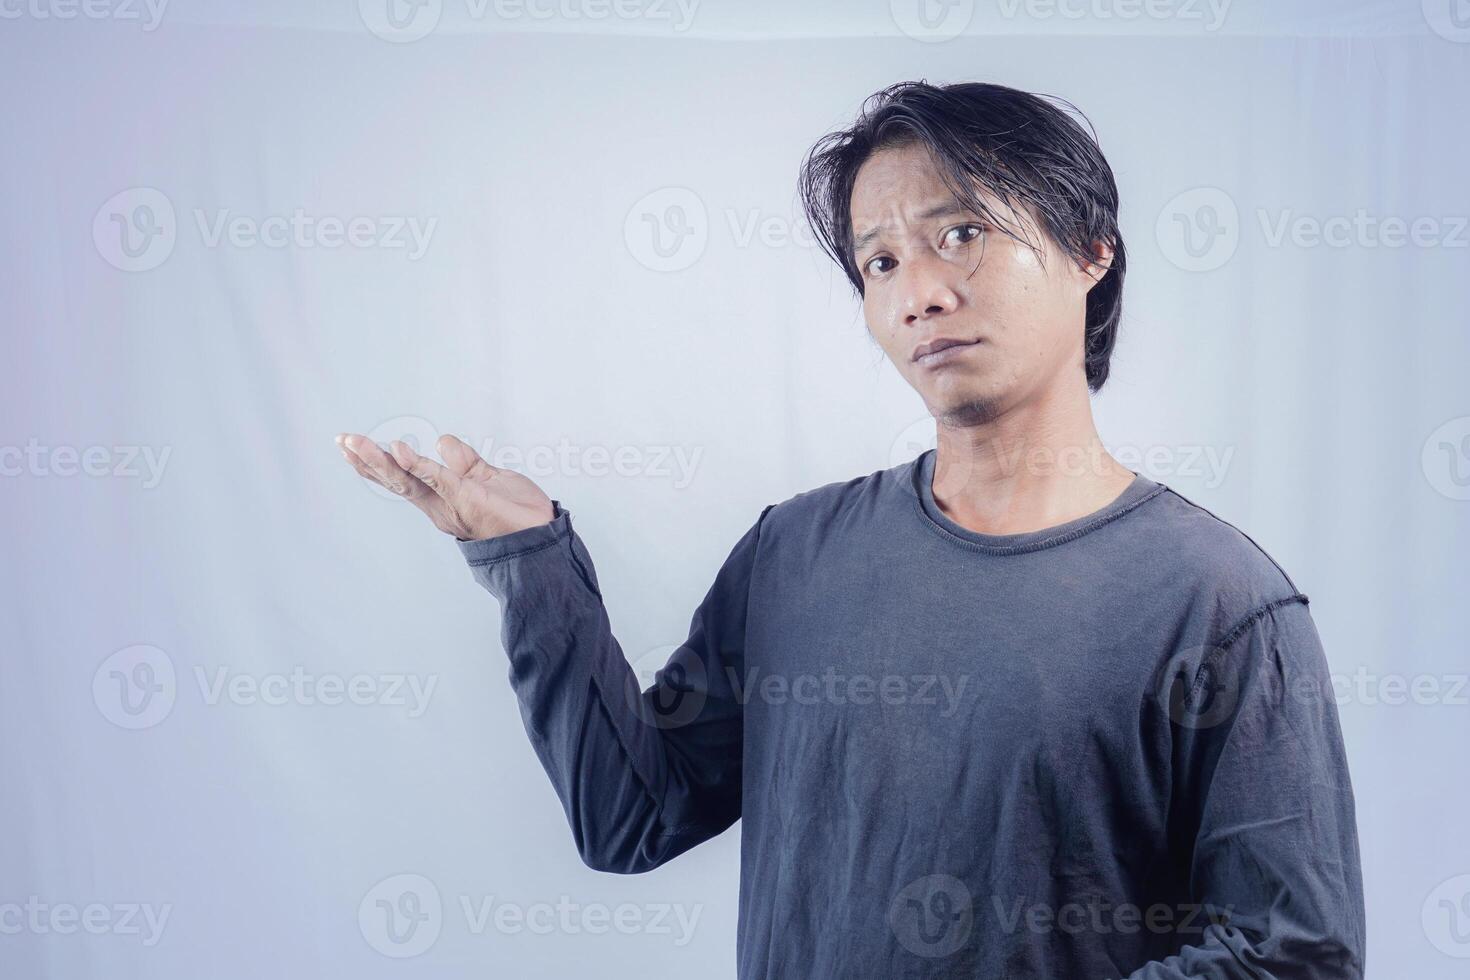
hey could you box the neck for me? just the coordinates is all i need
[930,378,1135,536]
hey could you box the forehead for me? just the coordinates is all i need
[849,143,954,222]
[849,142,1035,249]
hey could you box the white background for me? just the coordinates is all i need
[2,0,1468,976]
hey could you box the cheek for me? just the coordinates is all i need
[986,249,1040,307]
[863,289,902,340]
[1010,242,1042,270]
[980,251,1059,337]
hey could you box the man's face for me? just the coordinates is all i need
[849,142,1107,426]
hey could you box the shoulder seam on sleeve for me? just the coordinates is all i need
[1217,593,1310,651]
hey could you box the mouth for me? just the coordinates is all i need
[912,337,982,365]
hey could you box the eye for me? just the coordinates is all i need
[941,223,985,248]
[863,255,896,278]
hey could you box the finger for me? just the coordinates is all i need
[341,442,416,496]
[438,433,500,481]
[341,447,383,485]
[342,434,433,500]
[389,440,461,499]
[340,441,457,531]
[337,435,387,486]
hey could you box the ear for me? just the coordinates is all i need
[1078,239,1114,287]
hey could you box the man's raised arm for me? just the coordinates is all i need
[336,431,765,873]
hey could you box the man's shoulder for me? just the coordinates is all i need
[1135,481,1309,627]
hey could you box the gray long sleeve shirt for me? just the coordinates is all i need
[457,449,1365,978]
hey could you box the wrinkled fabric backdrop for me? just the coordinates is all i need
[2,0,1467,976]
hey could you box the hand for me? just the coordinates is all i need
[336,431,555,541]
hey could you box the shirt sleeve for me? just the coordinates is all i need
[1123,597,1366,979]
[457,499,771,874]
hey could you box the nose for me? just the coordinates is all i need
[900,253,960,326]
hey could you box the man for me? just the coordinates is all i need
[337,81,1365,978]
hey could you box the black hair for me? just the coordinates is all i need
[797,80,1126,392]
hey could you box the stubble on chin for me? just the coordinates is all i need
[934,394,1005,429]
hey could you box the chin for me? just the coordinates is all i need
[929,394,1004,428]
[923,378,1009,428]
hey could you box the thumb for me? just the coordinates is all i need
[389,440,461,499]
[438,433,494,479]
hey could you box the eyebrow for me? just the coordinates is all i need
[852,201,972,255]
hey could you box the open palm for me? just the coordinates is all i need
[336,432,554,541]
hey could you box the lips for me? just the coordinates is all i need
[912,337,981,362]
